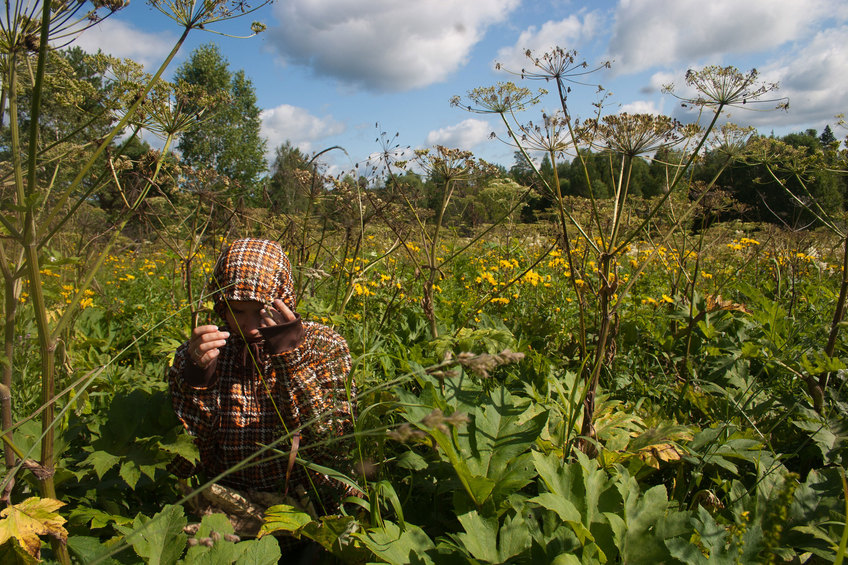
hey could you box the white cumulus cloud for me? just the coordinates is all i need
[426,118,493,149]
[608,0,838,74]
[71,18,176,68]
[748,26,848,130]
[260,104,346,160]
[495,11,604,72]
[617,100,663,115]
[267,0,520,92]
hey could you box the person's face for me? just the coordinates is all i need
[224,300,264,340]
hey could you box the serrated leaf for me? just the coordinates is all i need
[530,493,581,523]
[67,535,121,565]
[234,535,282,564]
[403,386,545,507]
[0,497,67,559]
[116,504,187,565]
[158,433,200,462]
[83,450,121,479]
[120,461,142,489]
[453,508,531,563]
[299,515,358,552]
[258,504,314,537]
[182,513,243,565]
[69,506,132,529]
[357,520,436,565]
[395,450,428,471]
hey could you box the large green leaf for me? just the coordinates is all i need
[783,466,845,560]
[258,504,314,537]
[66,536,122,565]
[299,515,359,553]
[531,451,616,559]
[397,384,545,507]
[234,536,282,565]
[610,473,690,563]
[180,513,281,565]
[81,449,121,479]
[666,506,762,564]
[82,389,189,490]
[181,513,240,565]
[116,504,187,565]
[452,508,531,564]
[357,520,436,565]
[68,506,132,529]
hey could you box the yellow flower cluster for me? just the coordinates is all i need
[353,282,374,296]
[727,237,760,251]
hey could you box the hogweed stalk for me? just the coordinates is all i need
[0,1,273,560]
[453,51,784,456]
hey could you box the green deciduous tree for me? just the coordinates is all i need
[174,43,266,196]
[265,140,312,213]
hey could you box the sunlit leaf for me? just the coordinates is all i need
[0,497,67,559]
[257,504,313,537]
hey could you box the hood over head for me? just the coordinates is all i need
[208,238,295,319]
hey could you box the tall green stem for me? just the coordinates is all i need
[824,234,848,375]
[0,247,22,501]
[549,150,587,358]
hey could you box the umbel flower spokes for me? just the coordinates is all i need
[514,112,575,155]
[666,65,787,111]
[149,0,271,32]
[450,82,545,115]
[508,46,611,86]
[709,123,756,160]
[582,113,697,158]
[414,145,496,183]
[0,0,129,53]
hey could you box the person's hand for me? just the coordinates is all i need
[260,298,296,327]
[188,325,230,369]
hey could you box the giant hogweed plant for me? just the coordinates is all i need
[452,52,786,455]
[744,135,848,412]
[373,141,545,342]
[0,0,270,560]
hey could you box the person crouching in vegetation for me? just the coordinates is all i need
[167,238,355,537]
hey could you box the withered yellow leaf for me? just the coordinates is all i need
[639,443,682,469]
[0,497,67,558]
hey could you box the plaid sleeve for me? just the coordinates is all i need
[269,322,355,458]
[168,343,219,456]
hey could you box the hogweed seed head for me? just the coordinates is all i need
[665,65,786,111]
[517,112,575,154]
[451,82,544,115]
[386,423,427,443]
[457,349,525,378]
[581,113,692,158]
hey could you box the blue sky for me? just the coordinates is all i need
[75,0,848,175]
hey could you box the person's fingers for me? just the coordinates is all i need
[259,305,275,327]
[260,299,295,327]
[191,324,220,339]
[189,325,229,366]
[197,344,224,367]
[272,298,296,322]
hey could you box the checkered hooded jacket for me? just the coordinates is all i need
[168,238,355,502]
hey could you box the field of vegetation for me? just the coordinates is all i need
[2,1,848,564]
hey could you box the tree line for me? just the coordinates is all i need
[5,42,844,238]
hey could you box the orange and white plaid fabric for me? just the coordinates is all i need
[169,239,355,510]
[208,238,296,315]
